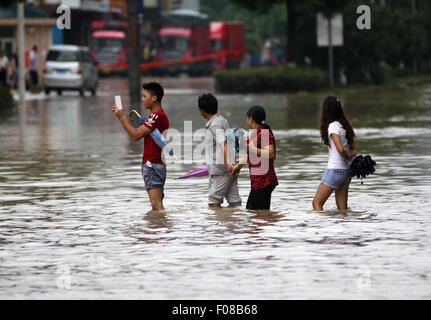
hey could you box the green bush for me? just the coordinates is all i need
[393,65,414,78]
[370,62,394,85]
[346,68,374,85]
[214,66,325,93]
[0,86,14,112]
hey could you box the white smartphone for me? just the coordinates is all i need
[114,95,122,110]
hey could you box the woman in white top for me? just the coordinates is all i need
[312,96,357,211]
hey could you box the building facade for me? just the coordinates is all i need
[0,3,56,83]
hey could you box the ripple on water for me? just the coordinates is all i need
[1,85,431,299]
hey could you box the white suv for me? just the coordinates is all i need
[43,45,99,96]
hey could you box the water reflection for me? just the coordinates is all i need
[18,100,26,147]
[144,210,172,230]
[249,211,283,225]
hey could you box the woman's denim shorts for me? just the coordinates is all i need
[321,169,352,189]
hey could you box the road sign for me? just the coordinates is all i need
[316,13,343,87]
[317,13,343,47]
[139,0,160,21]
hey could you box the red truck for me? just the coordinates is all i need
[153,10,214,76]
[210,22,245,70]
[89,20,128,76]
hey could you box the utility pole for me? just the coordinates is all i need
[317,12,342,88]
[412,0,418,73]
[328,14,334,87]
[286,0,297,65]
[17,1,25,104]
[126,0,142,109]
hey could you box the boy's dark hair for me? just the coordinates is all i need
[143,82,164,103]
[198,93,218,115]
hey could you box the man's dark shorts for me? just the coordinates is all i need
[141,161,166,191]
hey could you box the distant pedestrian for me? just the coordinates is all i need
[312,96,358,212]
[29,45,39,93]
[232,105,278,210]
[240,52,251,69]
[112,82,169,211]
[0,49,9,87]
[9,49,18,90]
[12,47,18,68]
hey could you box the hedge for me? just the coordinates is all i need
[370,62,394,85]
[214,66,325,93]
[347,63,394,85]
[0,86,14,112]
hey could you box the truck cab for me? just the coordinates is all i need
[89,20,128,76]
[154,10,213,76]
[210,22,245,70]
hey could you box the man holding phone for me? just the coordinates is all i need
[112,82,169,211]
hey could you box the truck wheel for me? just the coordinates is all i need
[79,87,84,96]
[44,88,50,95]
[57,89,62,96]
[91,87,96,96]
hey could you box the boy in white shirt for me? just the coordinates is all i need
[198,93,242,208]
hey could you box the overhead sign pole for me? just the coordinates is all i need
[328,15,334,87]
[317,13,343,87]
[18,1,25,103]
[127,0,142,108]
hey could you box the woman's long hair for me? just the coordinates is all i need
[247,105,276,154]
[320,96,355,148]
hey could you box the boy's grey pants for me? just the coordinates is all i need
[208,174,242,206]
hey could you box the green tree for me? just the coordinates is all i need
[228,0,296,63]
[228,0,349,64]
[200,0,287,58]
[0,0,21,8]
[204,0,431,81]
[339,0,429,82]
[281,0,430,82]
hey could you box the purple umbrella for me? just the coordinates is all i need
[177,166,209,179]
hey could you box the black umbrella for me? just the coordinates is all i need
[348,155,377,184]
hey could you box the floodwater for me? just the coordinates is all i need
[0,77,430,299]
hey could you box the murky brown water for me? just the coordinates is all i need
[0,78,430,299]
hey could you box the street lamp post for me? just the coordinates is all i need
[17,1,25,104]
[328,15,334,87]
[127,0,142,109]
